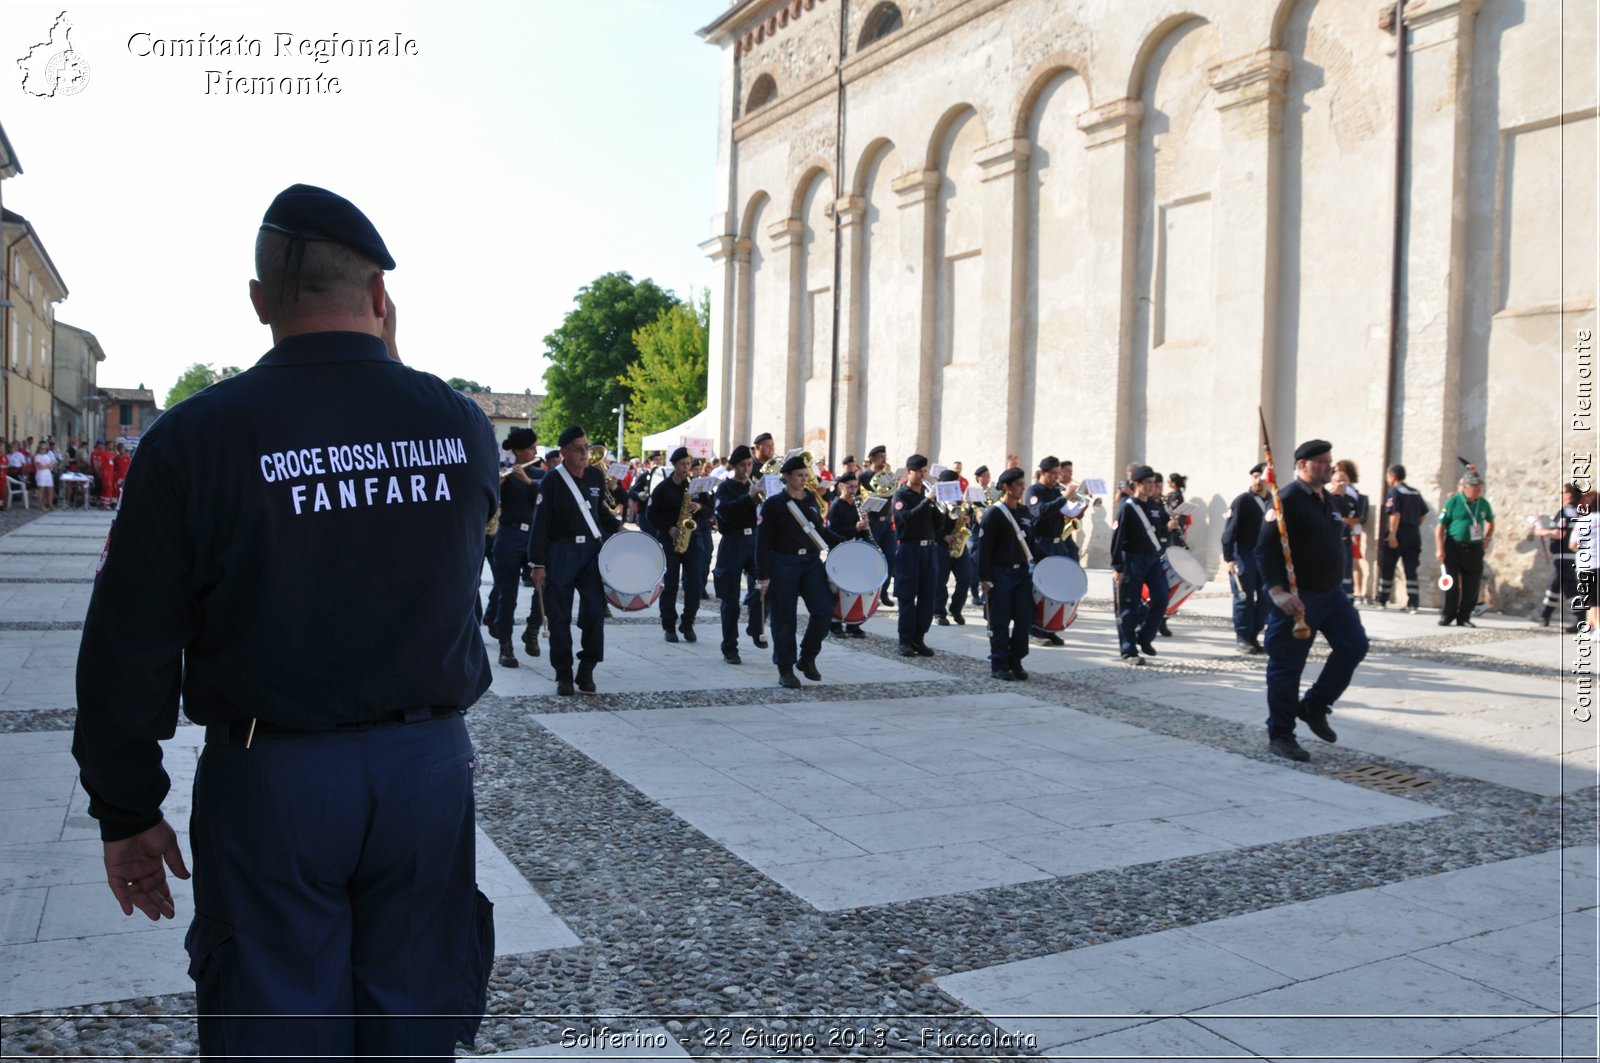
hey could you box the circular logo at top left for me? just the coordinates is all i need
[43,50,91,95]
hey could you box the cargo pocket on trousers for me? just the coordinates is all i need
[457,888,495,1046]
[184,913,235,1016]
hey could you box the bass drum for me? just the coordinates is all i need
[1032,555,1089,632]
[1142,545,1208,616]
[825,540,889,622]
[597,530,666,612]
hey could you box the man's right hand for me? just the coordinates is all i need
[1387,535,1399,549]
[103,821,189,921]
[1268,586,1304,617]
[531,567,546,590]
[1226,561,1237,576]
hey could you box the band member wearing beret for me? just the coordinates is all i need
[756,454,843,687]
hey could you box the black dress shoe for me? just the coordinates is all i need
[750,632,769,648]
[1035,632,1064,647]
[898,643,918,657]
[1138,639,1158,657]
[798,658,821,681]
[830,624,846,637]
[914,642,935,658]
[1011,663,1029,681]
[1457,618,1476,628]
[556,675,576,697]
[576,666,596,693]
[991,668,1016,681]
[722,650,742,665]
[663,626,679,643]
[847,625,865,638]
[498,641,519,668]
[522,630,541,657]
[1158,621,1173,637]
[951,611,965,626]
[778,670,802,689]
[1121,652,1145,665]
[680,624,697,643]
[881,593,895,607]
[1269,734,1310,761]
[1438,617,1454,626]
[1297,699,1337,743]
[936,615,950,626]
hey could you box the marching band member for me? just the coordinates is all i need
[756,453,843,688]
[530,425,623,696]
[1111,465,1171,664]
[825,470,871,638]
[1026,456,1074,645]
[752,431,777,469]
[647,446,709,643]
[713,444,762,663]
[1221,462,1271,654]
[892,454,949,656]
[488,427,543,667]
[979,467,1035,680]
[934,468,975,626]
[969,465,992,606]
[864,445,898,607]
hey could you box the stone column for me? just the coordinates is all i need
[892,169,940,454]
[767,216,806,447]
[976,137,1033,464]
[700,232,738,456]
[728,238,754,447]
[831,195,866,460]
[1075,98,1142,565]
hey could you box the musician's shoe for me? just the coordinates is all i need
[522,628,541,657]
[680,623,697,643]
[1457,618,1476,628]
[1568,624,1585,634]
[1158,620,1173,637]
[752,634,769,649]
[1407,605,1420,614]
[777,670,802,689]
[1010,663,1029,681]
[1236,640,1260,655]
[1034,632,1065,647]
[1138,639,1159,657]
[1121,652,1145,665]
[1438,616,1453,626]
[913,641,936,658]
[798,658,821,682]
[498,641,519,668]
[830,623,846,638]
[936,615,950,626]
[846,624,865,638]
[722,650,742,665]
[898,643,919,657]
[576,665,596,694]
[1297,698,1337,743]
[881,593,896,608]
[991,667,1016,681]
[663,625,679,643]
[1269,734,1310,762]
[556,673,576,697]
[951,611,965,626]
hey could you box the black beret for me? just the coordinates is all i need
[260,184,395,270]
[1130,464,1157,482]
[544,449,561,463]
[937,469,960,482]
[753,432,773,446]
[503,427,535,451]
[974,465,989,477]
[1249,461,1267,475]
[1294,439,1332,461]
[906,454,929,470]
[729,444,752,464]
[1038,455,1060,471]
[837,470,858,484]
[780,454,807,475]
[557,425,586,448]
[670,446,690,464]
[868,445,887,458]
[997,467,1025,487]
[841,454,856,466]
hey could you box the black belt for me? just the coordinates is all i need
[206,707,461,747]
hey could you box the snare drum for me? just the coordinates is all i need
[1144,545,1208,616]
[1032,555,1088,631]
[597,530,666,612]
[825,540,888,622]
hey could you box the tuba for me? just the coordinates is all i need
[800,450,829,522]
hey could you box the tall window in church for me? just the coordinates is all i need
[745,74,777,114]
[859,3,904,48]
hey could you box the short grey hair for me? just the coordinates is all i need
[254,229,378,312]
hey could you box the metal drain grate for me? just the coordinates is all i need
[1328,763,1438,795]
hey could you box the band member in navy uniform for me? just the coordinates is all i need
[1111,465,1171,663]
[825,470,871,638]
[73,184,497,1058]
[1378,463,1429,611]
[934,469,976,626]
[713,444,761,663]
[892,454,949,656]
[531,425,623,696]
[979,467,1036,680]
[756,454,843,688]
[864,445,897,607]
[1026,456,1080,645]
[647,446,708,643]
[489,427,543,666]
[1222,462,1271,654]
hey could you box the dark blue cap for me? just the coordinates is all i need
[729,445,752,464]
[937,469,959,482]
[780,454,807,475]
[1294,439,1332,461]
[670,446,690,464]
[906,454,929,470]
[557,425,586,448]
[997,467,1025,486]
[260,184,395,270]
[503,428,535,451]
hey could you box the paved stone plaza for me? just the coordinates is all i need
[0,509,1594,1060]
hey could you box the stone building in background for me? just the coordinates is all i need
[2,207,68,445]
[695,0,1596,608]
[52,322,105,445]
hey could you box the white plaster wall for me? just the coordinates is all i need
[858,142,907,454]
[798,171,836,452]
[930,108,989,464]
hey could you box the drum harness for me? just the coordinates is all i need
[786,499,831,555]
[990,502,1035,630]
[551,463,606,621]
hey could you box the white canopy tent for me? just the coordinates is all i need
[640,408,716,458]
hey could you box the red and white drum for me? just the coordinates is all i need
[825,540,888,623]
[1033,555,1089,631]
[1153,545,1209,616]
[597,530,666,612]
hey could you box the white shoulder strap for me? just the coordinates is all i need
[786,499,829,553]
[1129,498,1164,550]
[996,503,1035,562]
[556,464,602,538]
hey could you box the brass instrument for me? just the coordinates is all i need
[799,450,829,522]
[867,469,898,498]
[591,445,622,518]
[673,475,696,554]
[949,505,973,558]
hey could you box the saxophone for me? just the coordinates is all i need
[673,477,696,554]
[949,504,973,558]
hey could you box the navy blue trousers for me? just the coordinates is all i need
[489,526,542,640]
[1378,525,1422,606]
[767,552,832,671]
[894,540,939,644]
[937,549,975,618]
[714,531,760,653]
[1230,554,1270,644]
[187,713,491,1060]
[657,530,707,628]
[870,518,898,594]
[544,539,606,677]
[1117,552,1169,654]
[987,563,1032,668]
[1264,587,1370,738]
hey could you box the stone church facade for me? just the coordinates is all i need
[697,0,1595,606]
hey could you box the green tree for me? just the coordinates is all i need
[165,363,218,408]
[445,377,491,393]
[540,272,678,452]
[619,290,709,459]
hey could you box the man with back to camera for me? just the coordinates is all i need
[1378,462,1429,612]
[71,184,498,1058]
[1222,462,1272,654]
[1255,440,1369,762]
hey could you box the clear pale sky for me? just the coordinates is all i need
[2,0,727,402]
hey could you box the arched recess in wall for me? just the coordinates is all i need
[1018,65,1092,467]
[736,192,771,447]
[853,138,902,454]
[928,104,988,463]
[858,2,904,50]
[1274,0,1393,452]
[745,72,778,115]
[794,166,835,450]
[1130,16,1220,468]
